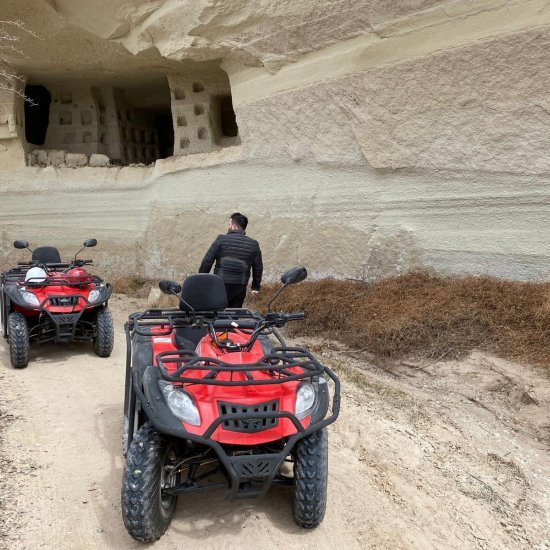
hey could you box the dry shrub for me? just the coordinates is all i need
[111,276,156,298]
[248,273,550,366]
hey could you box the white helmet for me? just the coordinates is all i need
[25,266,47,283]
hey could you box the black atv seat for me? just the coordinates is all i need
[32,246,61,264]
[180,274,228,311]
[173,326,208,352]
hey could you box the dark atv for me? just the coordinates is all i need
[0,239,114,368]
[122,267,340,542]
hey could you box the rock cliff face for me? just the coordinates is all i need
[0,0,548,281]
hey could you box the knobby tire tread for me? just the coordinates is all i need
[293,428,328,528]
[121,422,176,542]
[93,307,114,357]
[8,312,29,368]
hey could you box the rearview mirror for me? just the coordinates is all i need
[84,239,97,248]
[281,267,307,285]
[13,240,29,249]
[159,280,182,295]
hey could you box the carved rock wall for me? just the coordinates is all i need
[0,0,548,281]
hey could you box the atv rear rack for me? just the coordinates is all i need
[128,307,263,336]
[156,347,327,386]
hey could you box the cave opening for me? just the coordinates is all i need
[219,95,238,138]
[25,75,173,165]
[23,65,241,166]
[24,84,51,146]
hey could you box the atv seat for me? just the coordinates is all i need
[173,326,208,352]
[179,274,228,312]
[32,246,61,264]
[174,275,231,351]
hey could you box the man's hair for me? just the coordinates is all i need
[230,212,248,230]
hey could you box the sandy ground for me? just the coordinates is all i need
[0,294,549,550]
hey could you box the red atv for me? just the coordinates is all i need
[0,239,114,368]
[121,268,340,542]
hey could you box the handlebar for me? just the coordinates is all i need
[264,312,305,326]
[207,311,306,351]
[130,310,305,344]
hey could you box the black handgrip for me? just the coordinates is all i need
[285,312,306,321]
[74,259,93,267]
[17,262,31,266]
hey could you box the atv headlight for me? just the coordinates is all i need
[295,382,317,419]
[21,290,40,307]
[159,381,200,426]
[88,287,103,303]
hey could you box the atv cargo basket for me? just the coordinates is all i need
[2,273,102,287]
[155,347,327,386]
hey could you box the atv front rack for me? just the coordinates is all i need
[1,270,103,287]
[156,347,327,386]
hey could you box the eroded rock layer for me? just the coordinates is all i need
[0,0,548,281]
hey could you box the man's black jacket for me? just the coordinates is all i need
[199,230,263,290]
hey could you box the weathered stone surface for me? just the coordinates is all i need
[146,287,161,308]
[65,153,88,168]
[89,154,110,167]
[35,150,48,166]
[47,150,67,167]
[358,27,550,173]
[0,0,549,283]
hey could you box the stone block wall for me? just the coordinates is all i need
[169,71,239,156]
[113,88,160,164]
[43,84,104,156]
[28,149,110,167]
[0,90,25,142]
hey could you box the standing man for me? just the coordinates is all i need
[199,213,263,308]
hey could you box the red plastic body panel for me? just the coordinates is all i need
[13,268,96,316]
[151,328,310,445]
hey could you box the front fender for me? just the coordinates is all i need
[3,283,35,309]
[135,366,188,439]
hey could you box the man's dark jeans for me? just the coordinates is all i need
[224,283,247,308]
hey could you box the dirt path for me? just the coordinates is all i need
[1,296,549,549]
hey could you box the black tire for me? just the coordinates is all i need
[292,428,328,528]
[93,307,114,357]
[8,312,29,369]
[121,422,179,542]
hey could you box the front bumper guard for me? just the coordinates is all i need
[130,355,340,501]
[4,283,111,343]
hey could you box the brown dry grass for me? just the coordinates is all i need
[111,276,156,298]
[247,273,550,366]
